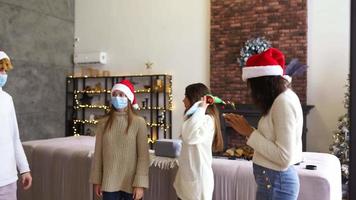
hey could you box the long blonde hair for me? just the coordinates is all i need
[102,101,137,134]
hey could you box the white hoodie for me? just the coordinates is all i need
[174,102,215,200]
[0,87,30,187]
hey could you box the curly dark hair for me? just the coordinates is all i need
[248,76,290,115]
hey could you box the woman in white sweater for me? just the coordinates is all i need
[174,83,224,200]
[224,48,303,200]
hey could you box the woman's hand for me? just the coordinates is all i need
[21,172,32,190]
[132,187,144,200]
[224,113,254,137]
[94,184,102,197]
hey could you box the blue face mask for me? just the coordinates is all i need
[0,74,7,88]
[184,101,201,117]
[111,96,128,109]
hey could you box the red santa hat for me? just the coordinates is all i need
[242,48,291,82]
[111,80,139,109]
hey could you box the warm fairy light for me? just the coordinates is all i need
[67,73,171,78]
[147,138,156,144]
[138,107,171,111]
[69,74,173,137]
[135,89,151,93]
[146,122,170,129]
[73,119,98,125]
[72,88,152,94]
[74,90,109,94]
[77,104,109,109]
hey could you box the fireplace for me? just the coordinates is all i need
[216,104,314,159]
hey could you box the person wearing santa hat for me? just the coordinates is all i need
[224,48,303,200]
[90,80,149,200]
[0,51,32,200]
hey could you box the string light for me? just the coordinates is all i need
[147,138,157,144]
[73,119,98,125]
[69,74,173,137]
[73,88,151,94]
[168,78,173,110]
[74,104,110,110]
[138,107,172,111]
[146,122,170,129]
[74,90,110,94]
[135,89,151,93]
[67,73,169,79]
[73,94,110,110]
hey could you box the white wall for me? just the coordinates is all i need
[307,0,350,152]
[75,0,210,138]
[75,0,351,151]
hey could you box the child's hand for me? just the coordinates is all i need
[94,184,102,197]
[21,172,32,190]
[133,187,144,200]
[199,96,209,109]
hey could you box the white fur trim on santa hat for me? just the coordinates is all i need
[242,65,283,81]
[0,51,10,60]
[132,104,139,109]
[111,83,134,103]
[282,75,292,83]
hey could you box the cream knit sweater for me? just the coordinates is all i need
[89,111,149,193]
[247,89,303,171]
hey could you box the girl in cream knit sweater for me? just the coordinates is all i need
[90,80,149,200]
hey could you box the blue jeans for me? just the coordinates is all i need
[253,163,299,200]
[103,191,133,200]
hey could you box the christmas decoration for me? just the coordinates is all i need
[239,37,308,79]
[206,95,225,105]
[285,58,308,77]
[242,48,286,81]
[239,37,271,67]
[329,79,350,198]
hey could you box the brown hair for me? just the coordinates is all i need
[102,101,137,134]
[247,76,289,115]
[185,83,224,153]
[0,58,13,71]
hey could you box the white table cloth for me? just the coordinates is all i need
[18,136,341,200]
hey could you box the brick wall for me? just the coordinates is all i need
[211,0,307,104]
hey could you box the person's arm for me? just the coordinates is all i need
[247,98,299,169]
[89,122,104,184]
[11,99,32,190]
[181,106,214,145]
[11,100,30,174]
[132,117,150,189]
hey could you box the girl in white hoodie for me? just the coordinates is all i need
[0,51,32,200]
[174,83,223,200]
